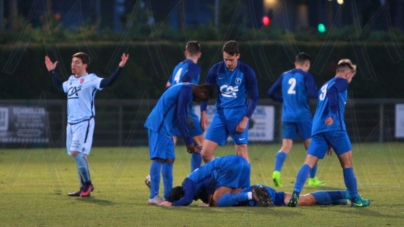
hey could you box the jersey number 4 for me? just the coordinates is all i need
[173,68,183,84]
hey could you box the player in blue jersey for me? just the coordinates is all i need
[144,83,213,205]
[200,40,259,163]
[159,155,251,207]
[287,59,371,207]
[44,52,129,197]
[268,52,325,187]
[166,41,204,172]
[168,183,354,207]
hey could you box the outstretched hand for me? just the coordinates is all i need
[44,56,58,71]
[119,53,129,67]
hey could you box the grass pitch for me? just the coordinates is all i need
[0,142,403,227]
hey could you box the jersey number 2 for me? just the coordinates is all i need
[287,78,296,94]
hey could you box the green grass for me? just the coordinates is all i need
[1,143,404,227]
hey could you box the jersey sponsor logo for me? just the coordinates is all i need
[220,85,239,98]
[68,86,81,97]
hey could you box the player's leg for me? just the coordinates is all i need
[212,186,234,206]
[201,112,226,163]
[309,190,347,205]
[288,134,327,207]
[273,122,296,187]
[68,119,95,197]
[227,107,250,162]
[329,131,370,207]
[162,137,175,200]
[190,129,204,171]
[147,130,167,205]
[66,124,83,196]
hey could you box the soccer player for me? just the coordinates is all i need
[200,40,259,163]
[166,41,204,172]
[44,52,129,197]
[216,185,352,207]
[159,155,251,207]
[287,59,371,207]
[144,83,213,205]
[268,52,325,187]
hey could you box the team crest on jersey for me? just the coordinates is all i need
[235,78,241,84]
[80,78,85,84]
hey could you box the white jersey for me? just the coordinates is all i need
[62,73,103,124]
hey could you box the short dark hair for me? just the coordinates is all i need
[200,84,214,99]
[223,40,239,55]
[185,41,201,56]
[295,52,311,64]
[167,186,185,202]
[72,52,90,65]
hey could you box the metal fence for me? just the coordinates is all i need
[1,99,403,148]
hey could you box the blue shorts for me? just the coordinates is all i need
[282,120,312,140]
[242,185,285,206]
[172,112,203,137]
[148,129,175,160]
[215,156,250,189]
[308,131,352,159]
[205,107,248,146]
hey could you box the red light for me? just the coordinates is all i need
[262,16,271,26]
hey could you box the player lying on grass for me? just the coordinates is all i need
[159,155,251,206]
[167,183,358,207]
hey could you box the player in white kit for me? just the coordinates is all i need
[45,52,129,197]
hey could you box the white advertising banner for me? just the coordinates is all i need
[395,104,404,138]
[195,105,275,142]
[0,106,50,144]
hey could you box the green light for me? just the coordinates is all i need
[318,23,326,33]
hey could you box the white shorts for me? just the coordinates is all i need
[66,118,95,155]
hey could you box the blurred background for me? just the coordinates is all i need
[0,0,404,148]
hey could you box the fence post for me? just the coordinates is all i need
[379,103,384,143]
[119,104,123,147]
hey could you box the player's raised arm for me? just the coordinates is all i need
[118,53,129,67]
[100,53,129,88]
[44,56,58,71]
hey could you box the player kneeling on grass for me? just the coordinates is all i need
[159,155,251,207]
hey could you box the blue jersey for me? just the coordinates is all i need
[268,69,318,122]
[144,83,194,145]
[168,59,201,86]
[172,155,249,206]
[201,61,258,118]
[62,73,103,124]
[312,77,348,135]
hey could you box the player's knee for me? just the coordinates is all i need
[152,158,165,163]
[166,159,175,164]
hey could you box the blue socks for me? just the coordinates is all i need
[311,190,346,205]
[191,153,202,172]
[73,153,91,183]
[274,151,287,172]
[293,164,311,193]
[162,162,173,200]
[149,161,162,199]
[343,167,358,199]
[310,163,318,178]
[217,192,249,207]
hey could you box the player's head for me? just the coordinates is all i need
[295,52,311,72]
[71,52,90,76]
[336,59,356,83]
[167,186,185,202]
[222,40,240,71]
[185,41,201,57]
[192,84,214,103]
